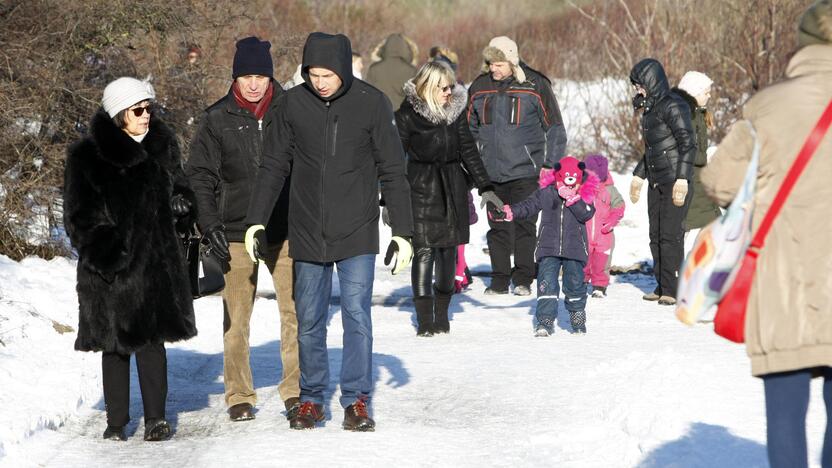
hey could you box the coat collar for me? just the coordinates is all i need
[403,80,467,125]
[89,109,172,168]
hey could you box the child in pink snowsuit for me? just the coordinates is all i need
[582,154,625,297]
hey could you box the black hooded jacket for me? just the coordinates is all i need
[246,32,413,262]
[630,59,696,185]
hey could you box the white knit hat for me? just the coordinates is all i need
[102,77,156,118]
[677,71,713,99]
[482,36,526,83]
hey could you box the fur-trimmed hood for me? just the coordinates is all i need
[89,109,176,168]
[402,79,468,125]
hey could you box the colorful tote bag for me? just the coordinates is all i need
[675,121,759,325]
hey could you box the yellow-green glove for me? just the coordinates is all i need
[244,224,266,263]
[384,236,413,275]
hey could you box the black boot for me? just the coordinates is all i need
[143,418,171,441]
[433,289,452,334]
[103,425,126,441]
[413,296,434,337]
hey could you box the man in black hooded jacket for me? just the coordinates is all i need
[245,32,413,432]
[628,58,696,305]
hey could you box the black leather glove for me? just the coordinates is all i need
[632,93,646,110]
[381,206,391,227]
[205,226,230,261]
[171,194,191,217]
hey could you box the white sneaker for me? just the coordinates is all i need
[514,285,532,296]
[534,327,551,337]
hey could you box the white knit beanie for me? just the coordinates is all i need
[677,71,713,99]
[483,36,526,83]
[102,77,156,118]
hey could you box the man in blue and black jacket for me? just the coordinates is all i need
[467,36,568,296]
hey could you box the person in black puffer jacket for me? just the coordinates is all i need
[628,58,696,305]
[395,61,502,336]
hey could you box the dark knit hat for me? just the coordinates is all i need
[232,36,273,78]
[798,0,832,48]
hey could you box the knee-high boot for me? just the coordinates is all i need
[433,289,452,334]
[413,296,434,337]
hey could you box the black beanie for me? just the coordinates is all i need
[232,36,273,78]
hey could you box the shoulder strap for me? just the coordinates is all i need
[752,99,832,250]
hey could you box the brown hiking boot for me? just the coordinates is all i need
[228,403,255,422]
[284,397,301,421]
[343,399,375,432]
[658,295,677,305]
[289,401,324,430]
[642,292,660,301]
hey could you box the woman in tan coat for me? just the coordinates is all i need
[701,2,832,466]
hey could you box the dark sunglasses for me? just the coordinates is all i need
[439,84,455,93]
[129,105,152,117]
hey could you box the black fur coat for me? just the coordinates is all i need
[64,110,198,354]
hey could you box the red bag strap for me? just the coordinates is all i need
[750,99,832,252]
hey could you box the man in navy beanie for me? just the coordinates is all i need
[187,35,301,424]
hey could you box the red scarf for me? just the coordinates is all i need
[232,81,274,120]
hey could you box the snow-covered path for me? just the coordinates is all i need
[0,189,828,467]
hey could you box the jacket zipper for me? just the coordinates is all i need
[524,145,537,169]
[321,102,330,258]
[535,225,544,259]
[558,200,564,256]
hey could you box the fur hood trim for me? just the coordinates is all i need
[403,80,468,125]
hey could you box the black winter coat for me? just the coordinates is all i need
[630,59,696,185]
[511,184,596,262]
[395,81,492,247]
[246,32,413,262]
[186,81,290,243]
[64,111,197,354]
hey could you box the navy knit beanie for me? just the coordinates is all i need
[232,36,273,78]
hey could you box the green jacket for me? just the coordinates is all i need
[674,87,721,230]
[365,34,417,110]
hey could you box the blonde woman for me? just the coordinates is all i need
[394,62,502,335]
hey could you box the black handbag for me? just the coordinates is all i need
[182,226,226,298]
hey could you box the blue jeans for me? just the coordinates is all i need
[535,256,587,332]
[762,367,832,468]
[294,254,375,409]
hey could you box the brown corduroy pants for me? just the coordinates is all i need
[222,241,299,407]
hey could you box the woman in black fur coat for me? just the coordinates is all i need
[394,61,501,336]
[63,77,198,442]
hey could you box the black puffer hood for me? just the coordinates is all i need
[301,32,353,101]
[630,58,670,108]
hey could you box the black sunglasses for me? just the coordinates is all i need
[129,105,152,117]
[439,84,455,93]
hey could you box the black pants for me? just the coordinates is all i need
[647,181,692,298]
[411,246,456,297]
[487,177,538,290]
[102,343,167,427]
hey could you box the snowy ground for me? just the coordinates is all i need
[0,179,829,468]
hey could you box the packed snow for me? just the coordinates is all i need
[0,174,828,468]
